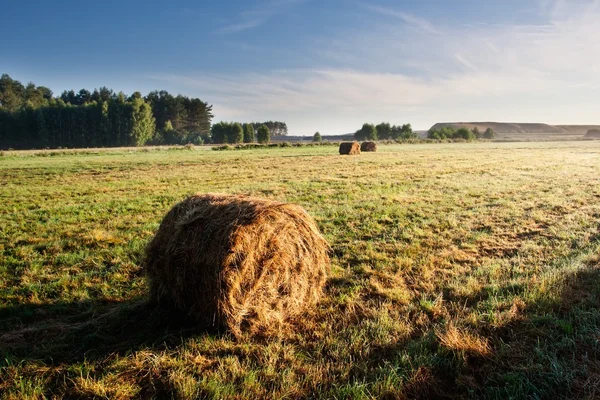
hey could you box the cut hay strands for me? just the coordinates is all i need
[144,193,331,338]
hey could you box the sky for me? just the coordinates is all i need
[1,0,599,135]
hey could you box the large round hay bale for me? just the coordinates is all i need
[339,141,361,155]
[144,193,330,337]
[360,141,377,152]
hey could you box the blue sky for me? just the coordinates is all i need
[2,0,599,134]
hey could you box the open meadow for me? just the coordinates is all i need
[1,141,600,399]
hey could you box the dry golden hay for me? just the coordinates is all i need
[144,193,331,338]
[360,141,377,152]
[339,141,361,155]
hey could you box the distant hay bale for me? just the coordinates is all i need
[360,141,377,152]
[339,141,361,155]
[144,193,330,338]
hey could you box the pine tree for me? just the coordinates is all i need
[243,123,255,143]
[228,123,243,144]
[257,124,270,144]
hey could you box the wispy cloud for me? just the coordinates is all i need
[217,0,304,34]
[155,0,600,133]
[362,3,441,34]
[218,19,265,34]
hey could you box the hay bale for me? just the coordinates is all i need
[339,141,361,155]
[360,141,377,152]
[144,193,330,337]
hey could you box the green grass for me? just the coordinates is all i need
[1,141,599,399]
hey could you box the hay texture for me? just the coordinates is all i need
[360,141,377,152]
[339,141,361,155]
[144,193,330,337]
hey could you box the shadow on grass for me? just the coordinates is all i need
[1,255,598,398]
[0,297,216,365]
[364,251,600,399]
[469,259,600,399]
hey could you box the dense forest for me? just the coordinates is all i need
[210,122,276,144]
[0,73,293,149]
[0,74,215,149]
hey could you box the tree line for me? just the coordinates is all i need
[354,123,417,141]
[210,122,271,144]
[250,121,287,136]
[427,126,496,140]
[0,74,213,149]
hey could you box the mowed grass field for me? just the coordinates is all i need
[1,142,599,399]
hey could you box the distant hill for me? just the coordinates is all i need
[429,122,600,139]
[558,126,600,135]
[585,129,600,138]
[430,122,560,134]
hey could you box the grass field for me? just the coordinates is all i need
[1,142,599,399]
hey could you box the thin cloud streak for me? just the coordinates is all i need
[217,0,305,34]
[362,3,442,34]
[218,19,265,34]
